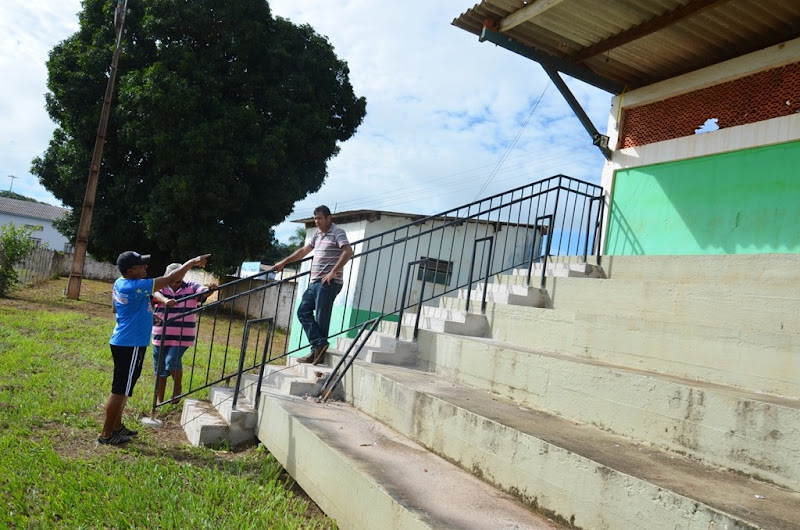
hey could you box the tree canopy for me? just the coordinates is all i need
[33,0,366,274]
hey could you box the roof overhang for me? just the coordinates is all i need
[453,0,800,94]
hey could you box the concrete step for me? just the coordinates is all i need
[344,361,800,530]
[599,254,800,284]
[181,386,258,448]
[182,398,230,447]
[180,375,284,447]
[400,306,490,337]
[538,275,800,332]
[503,261,605,282]
[209,386,257,447]
[436,294,798,397]
[415,330,800,492]
[257,393,561,530]
[336,335,419,366]
[456,283,549,308]
[245,362,344,400]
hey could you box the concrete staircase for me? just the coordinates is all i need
[181,363,343,447]
[190,255,800,529]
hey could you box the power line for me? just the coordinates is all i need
[332,134,586,212]
[473,81,549,200]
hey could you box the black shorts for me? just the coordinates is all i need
[110,344,146,397]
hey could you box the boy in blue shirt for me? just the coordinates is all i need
[99,250,210,445]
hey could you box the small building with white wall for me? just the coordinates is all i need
[285,209,544,353]
[0,197,71,251]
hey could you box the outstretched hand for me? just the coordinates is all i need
[194,254,211,268]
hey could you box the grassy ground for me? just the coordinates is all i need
[0,278,335,529]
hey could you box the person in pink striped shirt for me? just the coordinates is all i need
[151,263,216,403]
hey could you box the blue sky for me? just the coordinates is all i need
[0,0,611,243]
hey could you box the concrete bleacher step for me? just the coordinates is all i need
[415,330,800,492]
[399,306,490,337]
[181,385,257,447]
[505,261,606,281]
[336,335,419,366]
[182,362,340,447]
[345,360,800,530]
[257,393,561,530]
[243,360,347,400]
[456,283,549,307]
[182,399,229,447]
[437,290,798,397]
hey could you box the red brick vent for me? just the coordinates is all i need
[620,62,800,148]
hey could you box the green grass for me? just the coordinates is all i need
[0,279,335,529]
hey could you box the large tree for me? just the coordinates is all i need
[33,0,366,274]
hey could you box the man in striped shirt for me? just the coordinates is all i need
[273,205,353,365]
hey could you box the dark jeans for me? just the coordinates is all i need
[297,280,342,348]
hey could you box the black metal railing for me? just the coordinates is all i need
[151,174,603,415]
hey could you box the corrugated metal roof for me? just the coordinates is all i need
[0,197,68,222]
[453,0,800,93]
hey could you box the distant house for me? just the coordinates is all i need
[0,197,72,251]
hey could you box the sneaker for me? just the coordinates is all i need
[114,424,138,437]
[311,343,329,365]
[98,432,131,445]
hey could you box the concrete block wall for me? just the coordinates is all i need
[443,254,800,398]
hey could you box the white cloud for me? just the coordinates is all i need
[0,0,81,202]
[0,0,612,245]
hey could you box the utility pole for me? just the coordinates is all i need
[7,174,17,193]
[66,0,128,300]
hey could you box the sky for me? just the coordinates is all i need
[0,0,612,243]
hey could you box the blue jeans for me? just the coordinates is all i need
[297,280,342,348]
[152,345,188,377]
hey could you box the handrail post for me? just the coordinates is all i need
[540,218,554,290]
[481,236,494,314]
[321,317,382,403]
[413,262,429,341]
[150,303,172,416]
[583,197,595,263]
[596,194,605,265]
[466,236,494,313]
[465,245,477,313]
[254,318,273,411]
[396,261,416,340]
[527,214,552,288]
[232,319,253,410]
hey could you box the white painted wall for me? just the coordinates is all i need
[0,212,71,251]
[342,213,541,314]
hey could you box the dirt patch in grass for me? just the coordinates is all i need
[5,277,115,319]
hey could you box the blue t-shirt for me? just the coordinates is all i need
[110,277,155,347]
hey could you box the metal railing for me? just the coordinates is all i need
[150,174,604,414]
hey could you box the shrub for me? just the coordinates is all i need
[0,222,37,296]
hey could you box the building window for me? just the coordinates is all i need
[63,243,75,253]
[23,224,44,232]
[29,237,42,247]
[417,257,452,286]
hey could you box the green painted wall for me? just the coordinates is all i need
[605,141,800,255]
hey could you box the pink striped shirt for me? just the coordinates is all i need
[152,281,208,347]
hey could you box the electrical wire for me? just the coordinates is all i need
[473,81,550,200]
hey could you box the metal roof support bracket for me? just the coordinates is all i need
[539,61,612,160]
[480,27,613,160]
